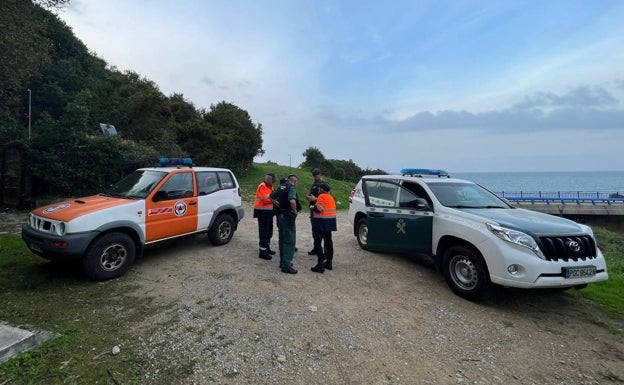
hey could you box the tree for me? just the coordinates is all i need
[0,0,52,108]
[300,147,326,169]
[203,102,263,172]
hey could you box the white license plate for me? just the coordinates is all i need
[564,266,596,279]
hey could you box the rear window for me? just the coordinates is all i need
[196,171,237,195]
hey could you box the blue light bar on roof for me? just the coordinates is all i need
[401,168,450,177]
[157,157,193,167]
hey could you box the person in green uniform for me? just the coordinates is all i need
[276,174,301,274]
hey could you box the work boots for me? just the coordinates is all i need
[311,256,325,273]
[258,250,272,260]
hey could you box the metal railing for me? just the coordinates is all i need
[495,191,624,205]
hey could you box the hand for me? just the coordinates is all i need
[289,210,298,219]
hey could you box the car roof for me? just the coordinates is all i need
[139,167,232,173]
[360,174,474,185]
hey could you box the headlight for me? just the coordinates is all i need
[486,223,545,259]
[53,222,66,236]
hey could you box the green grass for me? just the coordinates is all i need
[570,227,624,319]
[0,235,150,385]
[237,162,356,210]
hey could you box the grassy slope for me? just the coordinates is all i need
[237,163,355,210]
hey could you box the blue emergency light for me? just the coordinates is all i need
[400,168,450,178]
[157,157,194,167]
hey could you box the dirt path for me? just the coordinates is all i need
[122,205,624,385]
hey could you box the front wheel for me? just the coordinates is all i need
[208,214,235,245]
[355,218,369,250]
[442,245,490,301]
[82,232,136,281]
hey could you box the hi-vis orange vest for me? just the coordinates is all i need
[253,182,274,217]
[313,193,337,219]
[312,192,337,232]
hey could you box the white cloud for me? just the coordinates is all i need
[58,0,624,173]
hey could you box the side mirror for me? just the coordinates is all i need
[412,198,431,211]
[153,190,168,202]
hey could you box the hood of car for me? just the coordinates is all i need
[32,194,136,222]
[460,207,584,235]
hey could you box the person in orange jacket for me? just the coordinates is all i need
[309,182,337,273]
[254,172,277,260]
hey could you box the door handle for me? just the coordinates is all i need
[369,212,384,217]
[189,201,197,205]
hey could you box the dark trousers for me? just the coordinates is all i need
[313,231,333,261]
[257,215,273,252]
[278,213,296,268]
[309,216,320,249]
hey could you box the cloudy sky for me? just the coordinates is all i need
[57,0,624,173]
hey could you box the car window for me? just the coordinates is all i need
[364,180,422,209]
[197,171,220,195]
[428,182,507,208]
[402,182,433,208]
[217,171,235,189]
[157,172,194,200]
[106,170,166,199]
[364,180,398,207]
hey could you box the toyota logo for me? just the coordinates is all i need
[567,240,580,252]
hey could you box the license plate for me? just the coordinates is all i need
[30,243,42,253]
[563,266,596,279]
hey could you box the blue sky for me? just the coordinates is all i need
[58,0,624,173]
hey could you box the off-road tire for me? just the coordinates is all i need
[82,232,136,281]
[442,245,491,301]
[208,214,235,245]
[356,218,369,250]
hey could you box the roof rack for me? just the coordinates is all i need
[400,168,450,178]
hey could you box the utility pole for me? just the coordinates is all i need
[27,89,31,141]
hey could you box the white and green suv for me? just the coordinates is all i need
[347,169,608,301]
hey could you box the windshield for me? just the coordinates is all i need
[104,170,167,199]
[427,182,510,209]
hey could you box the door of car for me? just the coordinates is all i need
[195,170,239,230]
[363,179,433,252]
[145,170,198,242]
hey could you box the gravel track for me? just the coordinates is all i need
[123,205,624,385]
[3,206,624,384]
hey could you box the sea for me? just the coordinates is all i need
[452,171,624,195]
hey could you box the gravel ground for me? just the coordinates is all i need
[123,204,624,385]
[3,206,624,384]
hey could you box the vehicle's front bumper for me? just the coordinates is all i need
[480,238,608,288]
[21,225,98,259]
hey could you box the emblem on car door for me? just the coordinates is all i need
[174,201,188,216]
[396,219,406,234]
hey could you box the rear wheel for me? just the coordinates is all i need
[82,232,136,281]
[208,214,235,245]
[442,245,490,301]
[356,218,369,250]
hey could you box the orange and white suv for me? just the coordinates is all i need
[21,158,244,280]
